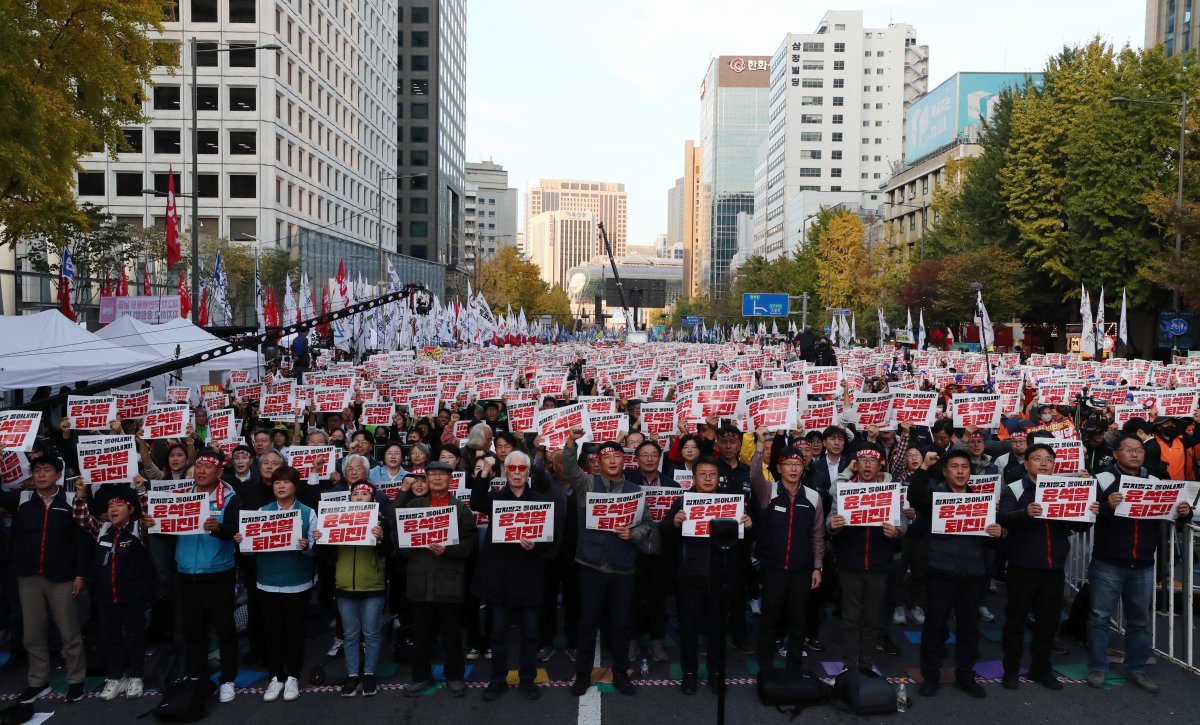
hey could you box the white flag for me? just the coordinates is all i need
[850,312,856,344]
[905,308,913,336]
[253,247,264,334]
[877,308,891,339]
[1118,288,1128,345]
[918,309,926,350]
[1079,285,1096,358]
[1095,287,1105,356]
[974,292,994,351]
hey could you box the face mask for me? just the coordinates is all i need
[1041,413,1053,422]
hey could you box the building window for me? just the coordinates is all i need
[864,51,872,57]
[412,55,429,71]
[832,150,842,159]
[798,168,820,177]
[875,120,882,126]
[196,173,219,198]
[833,78,844,88]
[801,78,823,88]
[229,130,257,154]
[875,138,882,144]
[800,114,822,123]
[195,42,218,66]
[831,168,842,178]
[410,79,429,96]
[410,176,428,190]
[800,131,822,141]
[190,0,217,23]
[410,221,429,237]
[411,127,429,142]
[412,31,429,47]
[802,42,824,52]
[410,149,429,165]
[229,86,256,111]
[77,172,105,195]
[153,85,180,110]
[411,197,428,212]
[876,68,884,74]
[154,129,181,154]
[832,114,843,124]
[877,86,883,91]
[800,150,821,159]
[922,177,929,195]
[228,0,255,22]
[802,60,824,70]
[197,129,218,153]
[121,129,143,153]
[801,96,823,106]
[833,96,844,106]
[834,60,845,70]
[411,103,429,119]
[153,172,181,194]
[832,132,842,142]
[115,173,142,196]
[229,218,257,240]
[833,42,845,52]
[227,43,257,67]
[196,86,218,111]
[412,6,429,22]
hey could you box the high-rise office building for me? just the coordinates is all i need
[463,160,517,269]
[395,0,466,267]
[1146,0,1197,56]
[697,56,770,296]
[525,179,627,258]
[527,210,597,289]
[757,10,928,259]
[669,141,703,299]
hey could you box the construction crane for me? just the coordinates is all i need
[597,222,634,331]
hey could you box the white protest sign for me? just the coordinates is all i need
[584,491,644,531]
[238,508,302,552]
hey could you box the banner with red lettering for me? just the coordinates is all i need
[640,402,676,438]
[165,386,191,405]
[77,435,137,484]
[585,491,644,530]
[803,367,840,396]
[287,445,339,480]
[951,394,1002,429]
[406,391,440,418]
[1111,404,1147,430]
[534,402,590,449]
[149,478,194,493]
[743,388,797,433]
[143,404,188,439]
[1034,475,1097,522]
[0,450,30,488]
[969,473,1002,501]
[836,481,901,526]
[314,501,379,545]
[691,380,744,419]
[1115,476,1186,520]
[1044,439,1085,474]
[889,391,938,427]
[361,402,395,427]
[490,500,555,542]
[799,400,839,431]
[0,411,41,452]
[239,509,302,552]
[930,492,995,536]
[681,492,744,538]
[113,389,152,420]
[313,387,352,414]
[67,395,117,430]
[229,370,252,386]
[395,504,458,547]
[1038,383,1070,406]
[641,486,684,522]
[206,409,235,446]
[587,413,628,442]
[845,392,892,428]
[580,396,617,415]
[507,401,537,433]
[1154,390,1198,418]
[146,491,206,535]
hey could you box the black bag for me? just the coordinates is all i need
[1063,581,1090,646]
[834,668,896,716]
[144,644,187,693]
[146,677,215,723]
[756,668,830,716]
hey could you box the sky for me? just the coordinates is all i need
[464,1,1146,247]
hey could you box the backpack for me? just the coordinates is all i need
[756,667,830,717]
[144,677,215,723]
[144,644,187,693]
[833,668,896,716]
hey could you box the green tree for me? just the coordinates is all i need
[475,246,573,323]
[0,0,175,243]
[198,240,300,326]
[932,248,1031,323]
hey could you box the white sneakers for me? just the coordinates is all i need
[99,679,129,701]
[912,607,926,625]
[326,637,344,658]
[263,676,300,702]
[219,681,237,703]
[892,606,906,625]
[125,677,144,700]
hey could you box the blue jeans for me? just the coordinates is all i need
[338,595,385,677]
[1087,560,1153,673]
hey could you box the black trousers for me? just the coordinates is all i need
[540,556,579,649]
[921,572,984,681]
[757,566,812,668]
[99,599,147,678]
[236,554,265,660]
[726,543,752,638]
[677,579,723,675]
[840,570,888,668]
[411,601,464,682]
[575,567,635,678]
[489,603,539,684]
[632,552,669,640]
[259,589,309,680]
[177,570,238,683]
[1002,567,1064,678]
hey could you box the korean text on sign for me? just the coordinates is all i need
[238,509,302,552]
[394,505,458,548]
[1034,475,1097,522]
[146,491,206,535]
[1115,476,1186,520]
[315,501,379,546]
[836,481,901,526]
[641,486,684,523]
[951,394,1002,429]
[67,395,116,430]
[585,491,644,531]
[490,500,554,543]
[681,492,744,538]
[931,492,995,536]
[77,435,137,485]
[0,411,41,452]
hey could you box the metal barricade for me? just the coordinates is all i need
[1152,523,1198,675]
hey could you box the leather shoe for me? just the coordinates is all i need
[570,676,591,697]
[1030,672,1063,690]
[611,671,636,696]
[918,679,939,697]
[1001,674,1020,690]
[681,672,698,695]
[954,677,986,698]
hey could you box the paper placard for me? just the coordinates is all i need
[743,388,798,433]
[143,404,188,439]
[588,413,629,442]
[0,411,41,452]
[490,499,554,543]
[287,446,339,480]
[361,402,395,427]
[67,395,117,430]
[238,508,302,552]
[584,491,644,530]
[1043,439,1086,474]
[148,478,195,493]
[640,402,676,438]
[969,473,1002,501]
[146,491,206,535]
[395,504,459,548]
[951,394,1002,429]
[77,435,137,484]
[836,480,901,526]
[889,392,938,428]
[113,389,152,420]
[931,492,995,536]
[1114,476,1186,520]
[1,450,31,488]
[641,486,684,522]
[534,403,590,450]
[681,492,744,538]
[1034,475,1097,522]
[315,501,379,545]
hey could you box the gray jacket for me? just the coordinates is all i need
[562,441,656,574]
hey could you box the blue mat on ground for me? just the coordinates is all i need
[431,664,474,681]
[210,670,267,688]
[903,631,955,645]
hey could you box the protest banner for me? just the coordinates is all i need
[1111,405,1146,430]
[313,501,379,546]
[238,509,302,552]
[1044,439,1086,474]
[845,392,892,428]
[691,380,744,419]
[394,504,459,547]
[642,486,685,523]
[803,367,840,396]
[67,395,117,430]
[588,413,629,442]
[206,409,235,446]
[951,394,1003,429]
[681,492,744,538]
[1114,476,1186,520]
[969,473,1002,501]
[585,491,644,531]
[287,446,339,480]
[229,370,252,386]
[143,404,188,439]
[321,490,350,502]
[491,500,555,543]
[0,450,30,488]
[1155,390,1199,418]
[534,402,590,449]
[146,491,206,535]
[113,389,151,420]
[313,387,353,414]
[260,388,297,420]
[680,362,710,381]
[77,435,136,484]
[640,402,676,438]
[506,400,537,433]
[743,388,797,433]
[1034,475,1097,522]
[148,478,195,493]
[0,411,40,452]
[580,396,617,415]
[799,399,839,431]
[930,492,995,536]
[166,386,191,405]
[1038,383,1070,406]
[836,481,901,526]
[889,391,938,428]
[406,391,439,418]
[360,402,395,427]
[474,377,505,401]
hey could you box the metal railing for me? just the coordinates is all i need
[1153,523,1198,674]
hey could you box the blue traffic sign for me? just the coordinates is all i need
[683,315,702,327]
[742,293,790,317]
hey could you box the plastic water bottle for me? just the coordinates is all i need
[640,657,649,678]
[896,682,907,713]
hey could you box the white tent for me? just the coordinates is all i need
[0,311,162,390]
[94,316,262,386]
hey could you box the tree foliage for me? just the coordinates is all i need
[475,246,573,321]
[198,240,300,326]
[0,0,175,243]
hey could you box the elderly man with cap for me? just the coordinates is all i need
[400,460,477,698]
[562,429,656,697]
[0,449,89,704]
[146,448,242,704]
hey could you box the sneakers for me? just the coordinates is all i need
[404,679,434,696]
[361,675,378,697]
[482,681,507,701]
[536,646,554,662]
[466,648,482,661]
[100,678,129,701]
[650,639,668,662]
[628,639,640,662]
[16,685,49,704]
[912,607,926,625]
[447,680,467,697]
[893,606,907,625]
[978,606,996,623]
[611,671,636,696]
[954,677,986,698]
[565,647,577,662]
[1129,672,1160,693]
[219,681,236,703]
[1087,670,1106,689]
[283,676,299,701]
[341,676,361,697]
[326,637,344,658]
[263,677,284,702]
[126,677,144,700]
[804,637,825,653]
[875,634,901,656]
[518,681,541,700]
[681,672,698,695]
[570,676,591,697]
[65,682,85,703]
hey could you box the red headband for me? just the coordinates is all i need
[352,483,374,495]
[778,453,804,464]
[856,449,884,462]
[195,454,222,468]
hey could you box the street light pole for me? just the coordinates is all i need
[189,37,199,324]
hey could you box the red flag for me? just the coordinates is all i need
[101,274,112,298]
[143,268,151,296]
[198,287,209,327]
[117,266,129,297]
[165,168,180,268]
[264,288,278,328]
[178,271,190,318]
[335,259,348,303]
[58,249,76,322]
[318,286,331,337]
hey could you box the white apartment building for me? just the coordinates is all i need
[463,160,517,268]
[757,10,928,259]
[527,210,596,290]
[525,179,628,258]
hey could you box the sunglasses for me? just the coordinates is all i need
[506,464,529,473]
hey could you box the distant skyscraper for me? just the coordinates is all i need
[671,141,703,299]
[698,56,770,296]
[525,179,627,258]
[464,160,517,267]
[1146,0,1197,56]
[527,210,597,289]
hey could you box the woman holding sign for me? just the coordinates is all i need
[234,466,315,703]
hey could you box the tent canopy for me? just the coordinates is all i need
[94,316,261,375]
[0,311,162,390]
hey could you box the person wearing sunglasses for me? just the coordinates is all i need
[467,451,560,701]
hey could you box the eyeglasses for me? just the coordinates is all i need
[1027,455,1055,464]
[506,464,529,473]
